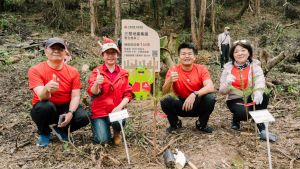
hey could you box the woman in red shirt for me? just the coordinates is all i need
[87,42,132,145]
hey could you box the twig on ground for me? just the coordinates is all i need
[290,158,296,169]
[156,135,183,156]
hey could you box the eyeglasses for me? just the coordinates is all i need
[233,40,248,45]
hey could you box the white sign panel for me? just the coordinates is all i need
[249,109,275,124]
[121,19,160,72]
[109,109,129,122]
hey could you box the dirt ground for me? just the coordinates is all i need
[0,34,299,169]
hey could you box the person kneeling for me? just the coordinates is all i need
[160,42,216,134]
[219,40,276,142]
[28,37,90,147]
[87,41,132,145]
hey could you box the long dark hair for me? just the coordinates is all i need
[229,40,253,64]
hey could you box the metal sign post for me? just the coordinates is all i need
[249,109,275,169]
[109,109,130,165]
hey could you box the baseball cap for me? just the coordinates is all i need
[45,37,66,49]
[224,26,230,30]
[102,43,120,54]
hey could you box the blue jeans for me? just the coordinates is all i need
[91,117,125,144]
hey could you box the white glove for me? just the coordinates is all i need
[225,74,236,85]
[174,149,186,169]
[253,91,263,105]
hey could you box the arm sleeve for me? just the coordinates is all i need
[253,65,266,91]
[218,34,222,49]
[28,67,44,90]
[200,66,211,82]
[72,69,82,89]
[123,76,133,101]
[219,68,230,94]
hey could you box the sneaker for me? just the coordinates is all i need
[259,130,277,142]
[198,126,214,133]
[52,126,68,142]
[166,120,182,134]
[37,134,50,147]
[113,133,122,145]
[231,121,240,130]
[196,120,214,133]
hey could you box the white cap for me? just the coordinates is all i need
[101,43,120,54]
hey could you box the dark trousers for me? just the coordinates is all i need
[226,94,269,131]
[160,93,216,128]
[30,101,91,135]
[220,44,230,68]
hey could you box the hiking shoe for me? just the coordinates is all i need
[37,134,50,147]
[113,133,122,145]
[259,130,277,142]
[52,126,68,142]
[231,121,240,130]
[195,120,214,133]
[198,126,214,133]
[166,120,182,134]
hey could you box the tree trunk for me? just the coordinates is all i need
[198,0,207,50]
[0,0,4,11]
[104,0,107,8]
[151,0,160,28]
[191,0,198,48]
[109,0,113,22]
[114,0,121,39]
[184,0,190,29]
[211,0,216,35]
[89,0,97,37]
[255,0,260,16]
[259,50,287,76]
[236,0,250,19]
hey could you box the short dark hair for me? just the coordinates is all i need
[178,42,197,54]
[229,40,253,64]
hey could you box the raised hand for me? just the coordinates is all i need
[45,74,59,93]
[226,73,236,85]
[95,69,104,85]
[170,71,179,82]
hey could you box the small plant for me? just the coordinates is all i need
[231,159,244,168]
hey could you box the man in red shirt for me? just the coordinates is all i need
[28,37,90,147]
[161,42,216,133]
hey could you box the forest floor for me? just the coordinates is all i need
[1,9,300,169]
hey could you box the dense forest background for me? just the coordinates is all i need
[0,0,300,168]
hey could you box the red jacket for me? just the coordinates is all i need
[87,65,132,118]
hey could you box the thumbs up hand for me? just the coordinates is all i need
[45,74,59,93]
[95,69,104,85]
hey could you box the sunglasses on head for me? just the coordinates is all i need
[233,40,249,45]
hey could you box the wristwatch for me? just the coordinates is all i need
[68,110,75,115]
[192,91,198,96]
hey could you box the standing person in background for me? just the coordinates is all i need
[97,32,114,48]
[28,37,90,147]
[160,42,216,134]
[87,42,132,145]
[117,38,122,65]
[218,26,231,69]
[219,40,276,142]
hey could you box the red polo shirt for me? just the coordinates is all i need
[165,64,211,99]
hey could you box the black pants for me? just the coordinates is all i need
[160,93,216,128]
[226,94,269,131]
[220,44,230,68]
[30,101,91,135]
